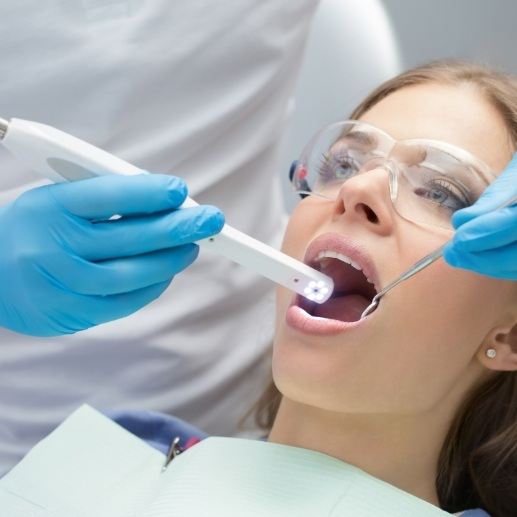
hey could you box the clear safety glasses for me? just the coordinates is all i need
[290,120,496,230]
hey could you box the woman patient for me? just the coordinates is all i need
[120,60,517,517]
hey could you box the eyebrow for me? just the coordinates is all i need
[338,130,379,148]
[401,138,495,182]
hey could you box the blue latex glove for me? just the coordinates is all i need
[444,153,517,280]
[0,174,224,336]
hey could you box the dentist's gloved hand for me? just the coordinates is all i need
[444,153,517,280]
[0,174,225,336]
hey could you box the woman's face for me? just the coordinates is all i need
[273,82,516,414]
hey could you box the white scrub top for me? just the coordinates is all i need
[0,0,401,476]
[0,0,319,474]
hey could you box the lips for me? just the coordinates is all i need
[284,232,382,336]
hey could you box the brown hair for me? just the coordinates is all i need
[241,61,517,517]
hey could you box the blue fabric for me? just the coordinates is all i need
[105,409,208,455]
[107,410,490,516]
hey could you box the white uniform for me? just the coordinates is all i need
[0,0,319,474]
[0,0,402,476]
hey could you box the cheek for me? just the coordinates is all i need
[401,260,505,349]
[279,202,317,256]
[362,259,507,411]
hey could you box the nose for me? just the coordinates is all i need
[331,164,396,236]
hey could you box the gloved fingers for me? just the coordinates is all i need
[44,245,199,296]
[443,241,517,280]
[452,153,517,228]
[48,174,188,220]
[450,205,517,253]
[74,205,224,261]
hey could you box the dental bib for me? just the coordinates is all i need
[0,406,451,516]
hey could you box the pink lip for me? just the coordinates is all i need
[303,232,381,292]
[285,303,365,337]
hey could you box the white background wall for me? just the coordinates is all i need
[384,0,517,74]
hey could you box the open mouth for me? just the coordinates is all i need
[297,254,377,323]
[292,233,380,326]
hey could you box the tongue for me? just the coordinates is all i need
[312,294,370,322]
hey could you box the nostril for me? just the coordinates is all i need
[359,203,378,223]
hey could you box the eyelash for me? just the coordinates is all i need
[318,153,360,180]
[417,177,471,210]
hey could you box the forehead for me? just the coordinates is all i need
[357,82,513,174]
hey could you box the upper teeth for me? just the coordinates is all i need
[316,250,375,285]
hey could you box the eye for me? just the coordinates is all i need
[318,152,361,182]
[414,177,470,212]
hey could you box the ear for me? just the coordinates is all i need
[476,322,517,371]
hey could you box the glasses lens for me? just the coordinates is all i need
[292,122,493,230]
[390,142,491,229]
[293,122,391,198]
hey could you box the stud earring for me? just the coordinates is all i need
[485,348,497,359]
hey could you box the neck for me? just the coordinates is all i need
[268,397,456,507]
